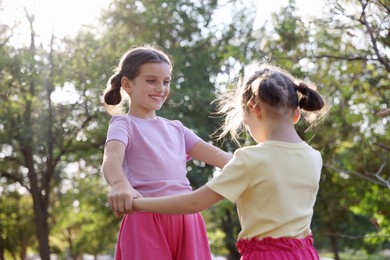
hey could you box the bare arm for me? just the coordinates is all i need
[188,140,232,169]
[133,185,224,214]
[102,140,142,216]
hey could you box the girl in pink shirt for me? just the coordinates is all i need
[101,44,232,259]
[132,63,327,259]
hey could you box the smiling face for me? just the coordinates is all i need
[122,62,171,119]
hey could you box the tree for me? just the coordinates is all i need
[0,8,53,258]
[0,8,107,259]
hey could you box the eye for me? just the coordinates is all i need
[146,79,155,84]
[164,80,171,85]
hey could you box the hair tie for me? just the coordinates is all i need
[295,82,309,95]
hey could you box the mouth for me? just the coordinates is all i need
[149,95,164,101]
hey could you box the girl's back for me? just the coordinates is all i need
[208,141,322,240]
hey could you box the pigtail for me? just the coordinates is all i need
[102,72,129,115]
[104,73,123,105]
[295,82,324,112]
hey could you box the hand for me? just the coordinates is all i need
[107,181,143,217]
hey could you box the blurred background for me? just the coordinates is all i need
[0,0,389,259]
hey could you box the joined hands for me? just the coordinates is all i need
[107,181,142,217]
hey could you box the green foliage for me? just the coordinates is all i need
[1,0,389,259]
[0,189,36,259]
[0,7,116,258]
[204,200,241,258]
[50,176,119,259]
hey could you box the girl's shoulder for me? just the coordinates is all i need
[232,142,302,157]
[234,142,321,160]
[233,145,261,158]
[109,114,133,125]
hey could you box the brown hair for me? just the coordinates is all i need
[215,63,326,143]
[103,44,173,115]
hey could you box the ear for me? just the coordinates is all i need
[121,77,132,94]
[247,100,261,118]
[293,108,301,124]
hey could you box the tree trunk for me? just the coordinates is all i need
[221,209,241,260]
[19,247,27,260]
[329,234,339,260]
[32,191,51,260]
[226,254,240,260]
[22,7,52,260]
[28,164,50,260]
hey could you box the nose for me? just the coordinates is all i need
[156,82,165,91]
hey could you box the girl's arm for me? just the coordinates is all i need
[102,140,142,216]
[188,140,232,169]
[133,185,224,214]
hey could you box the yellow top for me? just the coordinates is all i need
[206,141,322,240]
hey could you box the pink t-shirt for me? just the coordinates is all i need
[105,115,202,197]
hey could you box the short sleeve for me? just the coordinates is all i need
[179,122,202,157]
[206,149,249,203]
[105,116,131,146]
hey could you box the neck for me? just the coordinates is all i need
[267,126,302,143]
[128,110,157,120]
[255,120,302,143]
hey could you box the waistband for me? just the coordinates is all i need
[236,235,314,254]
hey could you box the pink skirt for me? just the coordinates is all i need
[115,212,212,260]
[236,235,320,260]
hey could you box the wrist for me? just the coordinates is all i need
[111,179,130,188]
[132,198,138,212]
